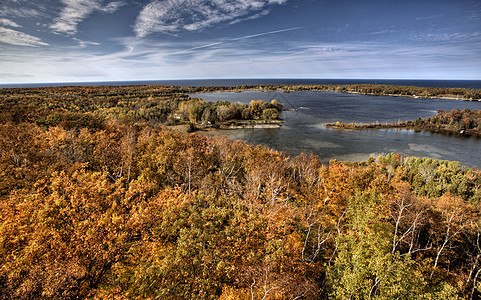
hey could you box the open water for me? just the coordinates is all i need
[192,90,481,168]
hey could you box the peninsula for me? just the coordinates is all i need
[0,85,284,132]
[325,108,481,137]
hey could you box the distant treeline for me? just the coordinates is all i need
[236,83,481,101]
[326,108,481,137]
[190,83,481,101]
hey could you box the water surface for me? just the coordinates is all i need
[192,91,481,168]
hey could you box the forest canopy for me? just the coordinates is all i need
[1,85,481,299]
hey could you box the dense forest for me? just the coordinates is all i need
[1,85,481,299]
[326,108,481,137]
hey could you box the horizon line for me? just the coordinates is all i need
[2,77,481,83]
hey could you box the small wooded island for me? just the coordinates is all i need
[1,84,481,299]
[326,108,481,137]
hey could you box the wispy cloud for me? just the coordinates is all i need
[411,32,481,42]
[2,37,480,84]
[0,18,22,28]
[134,0,288,37]
[416,13,444,21]
[50,0,125,35]
[467,10,481,21]
[229,9,270,25]
[369,29,396,35]
[0,2,45,19]
[0,26,48,47]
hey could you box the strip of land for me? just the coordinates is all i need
[190,83,481,101]
[325,108,481,137]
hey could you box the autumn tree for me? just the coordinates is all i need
[0,168,148,298]
[327,191,457,299]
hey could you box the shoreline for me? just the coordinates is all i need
[325,124,481,138]
[204,120,284,131]
[3,83,480,101]
[342,90,481,101]
[325,123,481,137]
[210,88,481,102]
[223,123,282,129]
[190,84,481,102]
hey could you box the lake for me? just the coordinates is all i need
[192,90,481,168]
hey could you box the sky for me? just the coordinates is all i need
[0,0,480,84]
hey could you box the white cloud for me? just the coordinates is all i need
[103,1,125,13]
[134,0,288,37]
[0,26,48,47]
[229,9,270,25]
[50,0,125,35]
[0,18,22,28]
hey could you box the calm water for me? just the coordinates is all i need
[192,91,481,168]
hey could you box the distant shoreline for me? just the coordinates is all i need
[2,81,480,101]
[205,84,481,102]
[342,90,481,101]
[201,88,481,102]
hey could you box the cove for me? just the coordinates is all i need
[192,90,481,168]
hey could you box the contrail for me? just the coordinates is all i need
[184,42,223,51]
[178,27,303,54]
[231,27,303,41]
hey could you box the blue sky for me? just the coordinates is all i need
[0,0,480,83]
